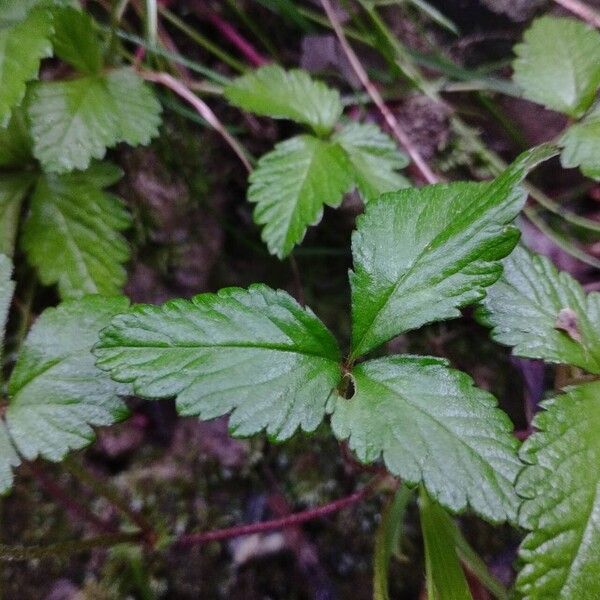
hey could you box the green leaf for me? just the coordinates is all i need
[0,254,16,495]
[0,173,34,256]
[94,285,342,441]
[477,246,600,374]
[28,68,162,173]
[350,145,557,358]
[50,6,102,74]
[224,65,343,136]
[0,420,19,495]
[560,104,600,180]
[248,135,353,258]
[0,108,32,167]
[373,485,413,600]
[0,7,53,127]
[5,296,131,465]
[517,381,600,599]
[22,166,131,299]
[513,16,600,117]
[0,253,15,352]
[333,122,410,203]
[330,356,520,523]
[0,0,73,27]
[419,489,473,600]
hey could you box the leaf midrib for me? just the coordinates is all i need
[100,339,339,361]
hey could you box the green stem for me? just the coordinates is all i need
[0,532,141,562]
[158,6,246,73]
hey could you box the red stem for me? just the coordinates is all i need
[174,476,381,548]
[196,6,267,67]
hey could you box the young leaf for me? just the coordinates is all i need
[95,285,342,441]
[0,7,53,127]
[419,490,473,600]
[517,381,600,599]
[350,145,557,358]
[513,17,600,117]
[330,356,520,523]
[5,296,131,464]
[225,65,343,136]
[28,68,161,173]
[22,166,131,299]
[477,246,600,374]
[333,122,410,203]
[248,135,353,258]
[50,6,102,74]
[560,104,600,180]
[0,173,34,256]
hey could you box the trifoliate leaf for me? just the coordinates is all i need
[22,166,131,299]
[330,356,520,522]
[248,134,353,258]
[478,246,600,374]
[350,145,557,358]
[5,296,131,465]
[560,104,600,180]
[28,68,161,173]
[95,285,342,441]
[333,122,410,203]
[50,6,101,74]
[0,173,34,256]
[0,109,32,167]
[517,381,600,599]
[0,7,53,127]
[513,16,600,117]
[224,65,343,136]
[419,490,473,600]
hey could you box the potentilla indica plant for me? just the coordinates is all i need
[0,1,599,598]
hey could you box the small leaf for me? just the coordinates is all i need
[225,64,342,135]
[0,7,53,127]
[477,245,600,374]
[0,173,34,256]
[22,165,131,299]
[513,16,600,117]
[517,381,600,599]
[248,134,353,258]
[333,122,410,203]
[50,6,102,74]
[330,356,520,523]
[350,145,557,358]
[95,285,342,441]
[419,489,473,600]
[6,296,131,463]
[560,104,600,180]
[28,68,161,173]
